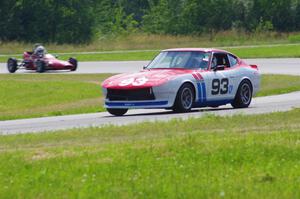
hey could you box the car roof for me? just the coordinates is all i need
[162,48,230,54]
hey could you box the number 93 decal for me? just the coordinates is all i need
[211,78,229,95]
[119,77,149,86]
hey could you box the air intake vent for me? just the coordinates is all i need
[107,88,155,101]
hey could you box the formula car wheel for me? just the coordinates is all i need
[69,58,78,71]
[35,60,46,73]
[231,80,252,108]
[173,83,194,112]
[107,108,128,116]
[7,58,18,73]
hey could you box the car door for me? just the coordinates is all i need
[204,52,238,103]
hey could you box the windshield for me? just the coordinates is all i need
[147,51,211,70]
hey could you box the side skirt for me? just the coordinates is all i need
[193,99,233,108]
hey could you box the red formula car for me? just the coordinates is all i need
[7,52,78,73]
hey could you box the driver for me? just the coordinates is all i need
[33,43,47,58]
[211,56,218,69]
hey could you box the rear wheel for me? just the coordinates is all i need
[231,80,252,108]
[7,58,18,73]
[107,108,128,116]
[35,60,46,73]
[173,83,194,112]
[69,58,78,71]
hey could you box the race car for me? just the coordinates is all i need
[102,48,260,116]
[7,51,77,73]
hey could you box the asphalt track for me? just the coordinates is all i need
[0,58,300,75]
[0,58,299,135]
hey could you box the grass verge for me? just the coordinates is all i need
[0,109,300,198]
[0,74,300,121]
[1,32,300,62]
[55,43,300,61]
[1,44,300,62]
[0,74,111,120]
[257,74,300,97]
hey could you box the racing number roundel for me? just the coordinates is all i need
[119,77,149,86]
[119,78,134,86]
[132,77,148,86]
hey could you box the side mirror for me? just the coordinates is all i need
[143,65,147,69]
[55,55,59,58]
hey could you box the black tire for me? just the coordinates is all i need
[107,108,128,116]
[35,60,46,73]
[69,57,78,71]
[231,80,253,108]
[7,58,18,73]
[173,83,195,112]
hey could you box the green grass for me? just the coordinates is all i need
[0,74,300,121]
[228,44,300,58]
[58,51,159,62]
[1,32,300,62]
[57,44,300,61]
[1,44,300,62]
[0,109,300,198]
[288,34,300,43]
[258,74,300,96]
[0,74,111,120]
[0,32,293,54]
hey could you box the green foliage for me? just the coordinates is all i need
[143,0,186,34]
[255,18,274,33]
[1,0,300,43]
[141,0,300,36]
[111,7,138,35]
[0,0,96,43]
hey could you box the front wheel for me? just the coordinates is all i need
[107,108,128,116]
[7,58,18,73]
[173,83,195,112]
[35,60,46,73]
[231,80,252,108]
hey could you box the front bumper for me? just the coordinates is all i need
[103,85,176,109]
[104,100,169,109]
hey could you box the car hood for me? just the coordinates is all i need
[102,69,194,89]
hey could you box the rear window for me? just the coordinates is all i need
[228,54,238,67]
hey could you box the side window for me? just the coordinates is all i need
[211,53,230,69]
[228,54,238,67]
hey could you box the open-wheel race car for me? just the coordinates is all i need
[102,48,260,116]
[7,51,78,73]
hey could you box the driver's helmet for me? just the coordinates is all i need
[33,44,46,57]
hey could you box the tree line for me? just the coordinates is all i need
[1,0,300,44]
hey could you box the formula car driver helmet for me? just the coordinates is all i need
[33,43,47,58]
